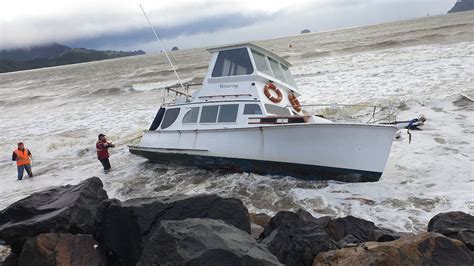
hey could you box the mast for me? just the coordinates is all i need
[139,4,186,91]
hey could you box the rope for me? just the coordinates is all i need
[1,131,144,164]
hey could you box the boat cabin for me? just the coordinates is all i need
[150,43,313,131]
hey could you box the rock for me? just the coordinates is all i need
[300,29,311,34]
[325,216,400,244]
[259,210,337,266]
[138,218,281,265]
[94,194,250,265]
[448,0,474,13]
[1,253,18,266]
[0,177,108,253]
[0,244,11,263]
[18,233,106,266]
[249,213,271,228]
[428,211,474,250]
[251,223,265,239]
[314,232,473,266]
[171,46,179,51]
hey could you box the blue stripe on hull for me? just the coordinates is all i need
[129,147,382,183]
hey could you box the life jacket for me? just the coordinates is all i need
[15,148,31,166]
[96,141,109,160]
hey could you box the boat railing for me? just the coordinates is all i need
[162,82,203,103]
[286,103,398,124]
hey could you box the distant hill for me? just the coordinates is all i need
[448,0,474,13]
[0,43,145,73]
[0,43,71,62]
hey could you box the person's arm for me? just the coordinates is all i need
[107,142,115,148]
[28,149,32,157]
[12,152,17,161]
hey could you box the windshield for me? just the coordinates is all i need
[251,49,296,87]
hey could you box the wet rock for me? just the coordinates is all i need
[428,211,474,250]
[0,177,108,253]
[138,218,281,265]
[313,232,473,265]
[95,194,250,265]
[1,253,18,266]
[0,243,11,263]
[325,216,400,244]
[259,210,337,266]
[249,213,271,228]
[251,223,265,239]
[18,233,106,266]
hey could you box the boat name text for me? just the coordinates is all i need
[219,84,239,89]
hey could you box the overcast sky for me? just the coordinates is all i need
[0,0,457,52]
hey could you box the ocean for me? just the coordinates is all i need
[0,11,473,232]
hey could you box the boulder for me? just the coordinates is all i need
[314,232,473,265]
[301,29,311,34]
[250,213,272,238]
[258,210,337,266]
[18,233,106,266]
[0,177,108,253]
[0,243,11,262]
[428,211,474,250]
[138,218,281,265]
[325,216,400,244]
[94,194,250,265]
[249,213,271,228]
[1,253,18,266]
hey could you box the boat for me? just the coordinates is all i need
[129,43,399,182]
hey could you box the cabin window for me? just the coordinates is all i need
[268,58,287,83]
[265,104,291,116]
[182,107,200,123]
[161,108,180,129]
[200,105,219,123]
[211,48,254,77]
[218,104,239,123]
[281,64,297,87]
[251,49,273,76]
[243,104,262,115]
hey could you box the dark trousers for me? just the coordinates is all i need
[99,158,111,171]
[17,164,33,180]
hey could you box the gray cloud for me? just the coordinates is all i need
[0,0,456,51]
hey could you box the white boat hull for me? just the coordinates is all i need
[129,123,398,182]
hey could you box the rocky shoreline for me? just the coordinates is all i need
[0,177,472,265]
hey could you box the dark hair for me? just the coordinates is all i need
[98,134,106,139]
[17,142,24,146]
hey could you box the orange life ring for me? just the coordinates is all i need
[288,93,302,112]
[263,83,283,103]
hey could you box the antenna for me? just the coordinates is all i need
[139,4,185,91]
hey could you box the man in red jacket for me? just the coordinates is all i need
[96,134,115,172]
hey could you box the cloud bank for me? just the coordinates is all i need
[0,0,455,51]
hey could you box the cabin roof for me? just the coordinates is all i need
[207,43,292,67]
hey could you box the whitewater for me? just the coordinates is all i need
[0,11,473,232]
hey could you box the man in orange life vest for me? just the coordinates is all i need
[12,142,33,180]
[96,134,115,172]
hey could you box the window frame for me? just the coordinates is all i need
[182,107,200,124]
[160,108,181,129]
[211,47,255,78]
[199,105,219,123]
[243,104,263,115]
[264,104,291,116]
[217,104,239,123]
